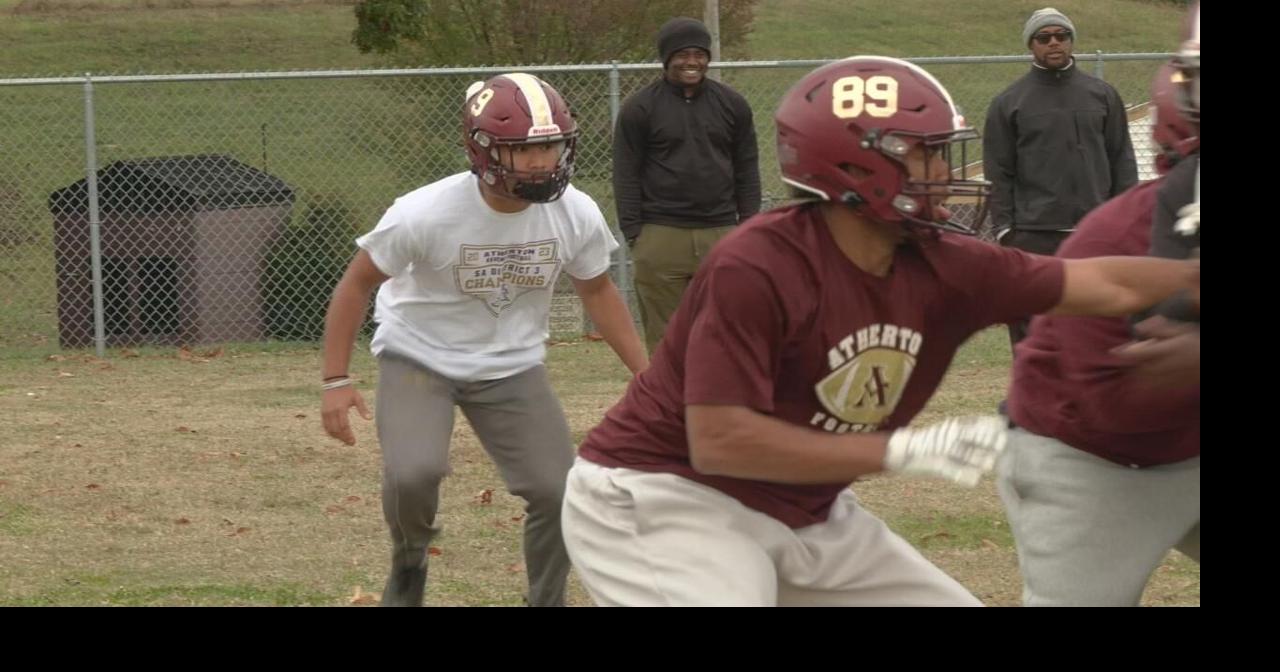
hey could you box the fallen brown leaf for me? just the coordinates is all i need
[349,586,379,605]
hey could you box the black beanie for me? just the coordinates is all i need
[657,17,712,66]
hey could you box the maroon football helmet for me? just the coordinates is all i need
[463,73,578,203]
[1172,2,1200,127]
[775,56,989,235]
[1150,61,1199,176]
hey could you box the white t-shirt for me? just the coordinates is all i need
[356,172,617,381]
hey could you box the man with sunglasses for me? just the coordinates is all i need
[984,7,1138,351]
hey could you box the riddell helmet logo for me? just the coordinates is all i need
[528,124,563,137]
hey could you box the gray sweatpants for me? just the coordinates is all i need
[376,352,575,606]
[997,429,1200,607]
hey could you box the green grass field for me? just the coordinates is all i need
[0,329,1200,606]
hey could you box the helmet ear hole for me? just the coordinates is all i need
[839,163,873,180]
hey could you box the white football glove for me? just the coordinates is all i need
[884,416,1008,487]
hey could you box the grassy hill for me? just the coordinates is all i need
[1,0,1185,75]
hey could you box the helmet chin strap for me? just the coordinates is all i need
[512,178,561,203]
[841,186,979,237]
[908,216,979,237]
[899,195,980,236]
[482,164,570,204]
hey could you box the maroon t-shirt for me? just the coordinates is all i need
[580,205,1064,527]
[1009,180,1200,467]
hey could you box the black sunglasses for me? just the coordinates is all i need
[1032,31,1073,45]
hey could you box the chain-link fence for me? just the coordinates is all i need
[0,54,1170,357]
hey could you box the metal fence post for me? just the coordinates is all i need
[608,60,631,315]
[84,72,106,358]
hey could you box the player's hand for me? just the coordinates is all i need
[1113,316,1200,389]
[322,386,373,446]
[884,416,1008,487]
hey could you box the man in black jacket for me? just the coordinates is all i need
[613,16,761,353]
[983,7,1138,349]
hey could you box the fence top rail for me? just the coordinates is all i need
[0,53,1174,87]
